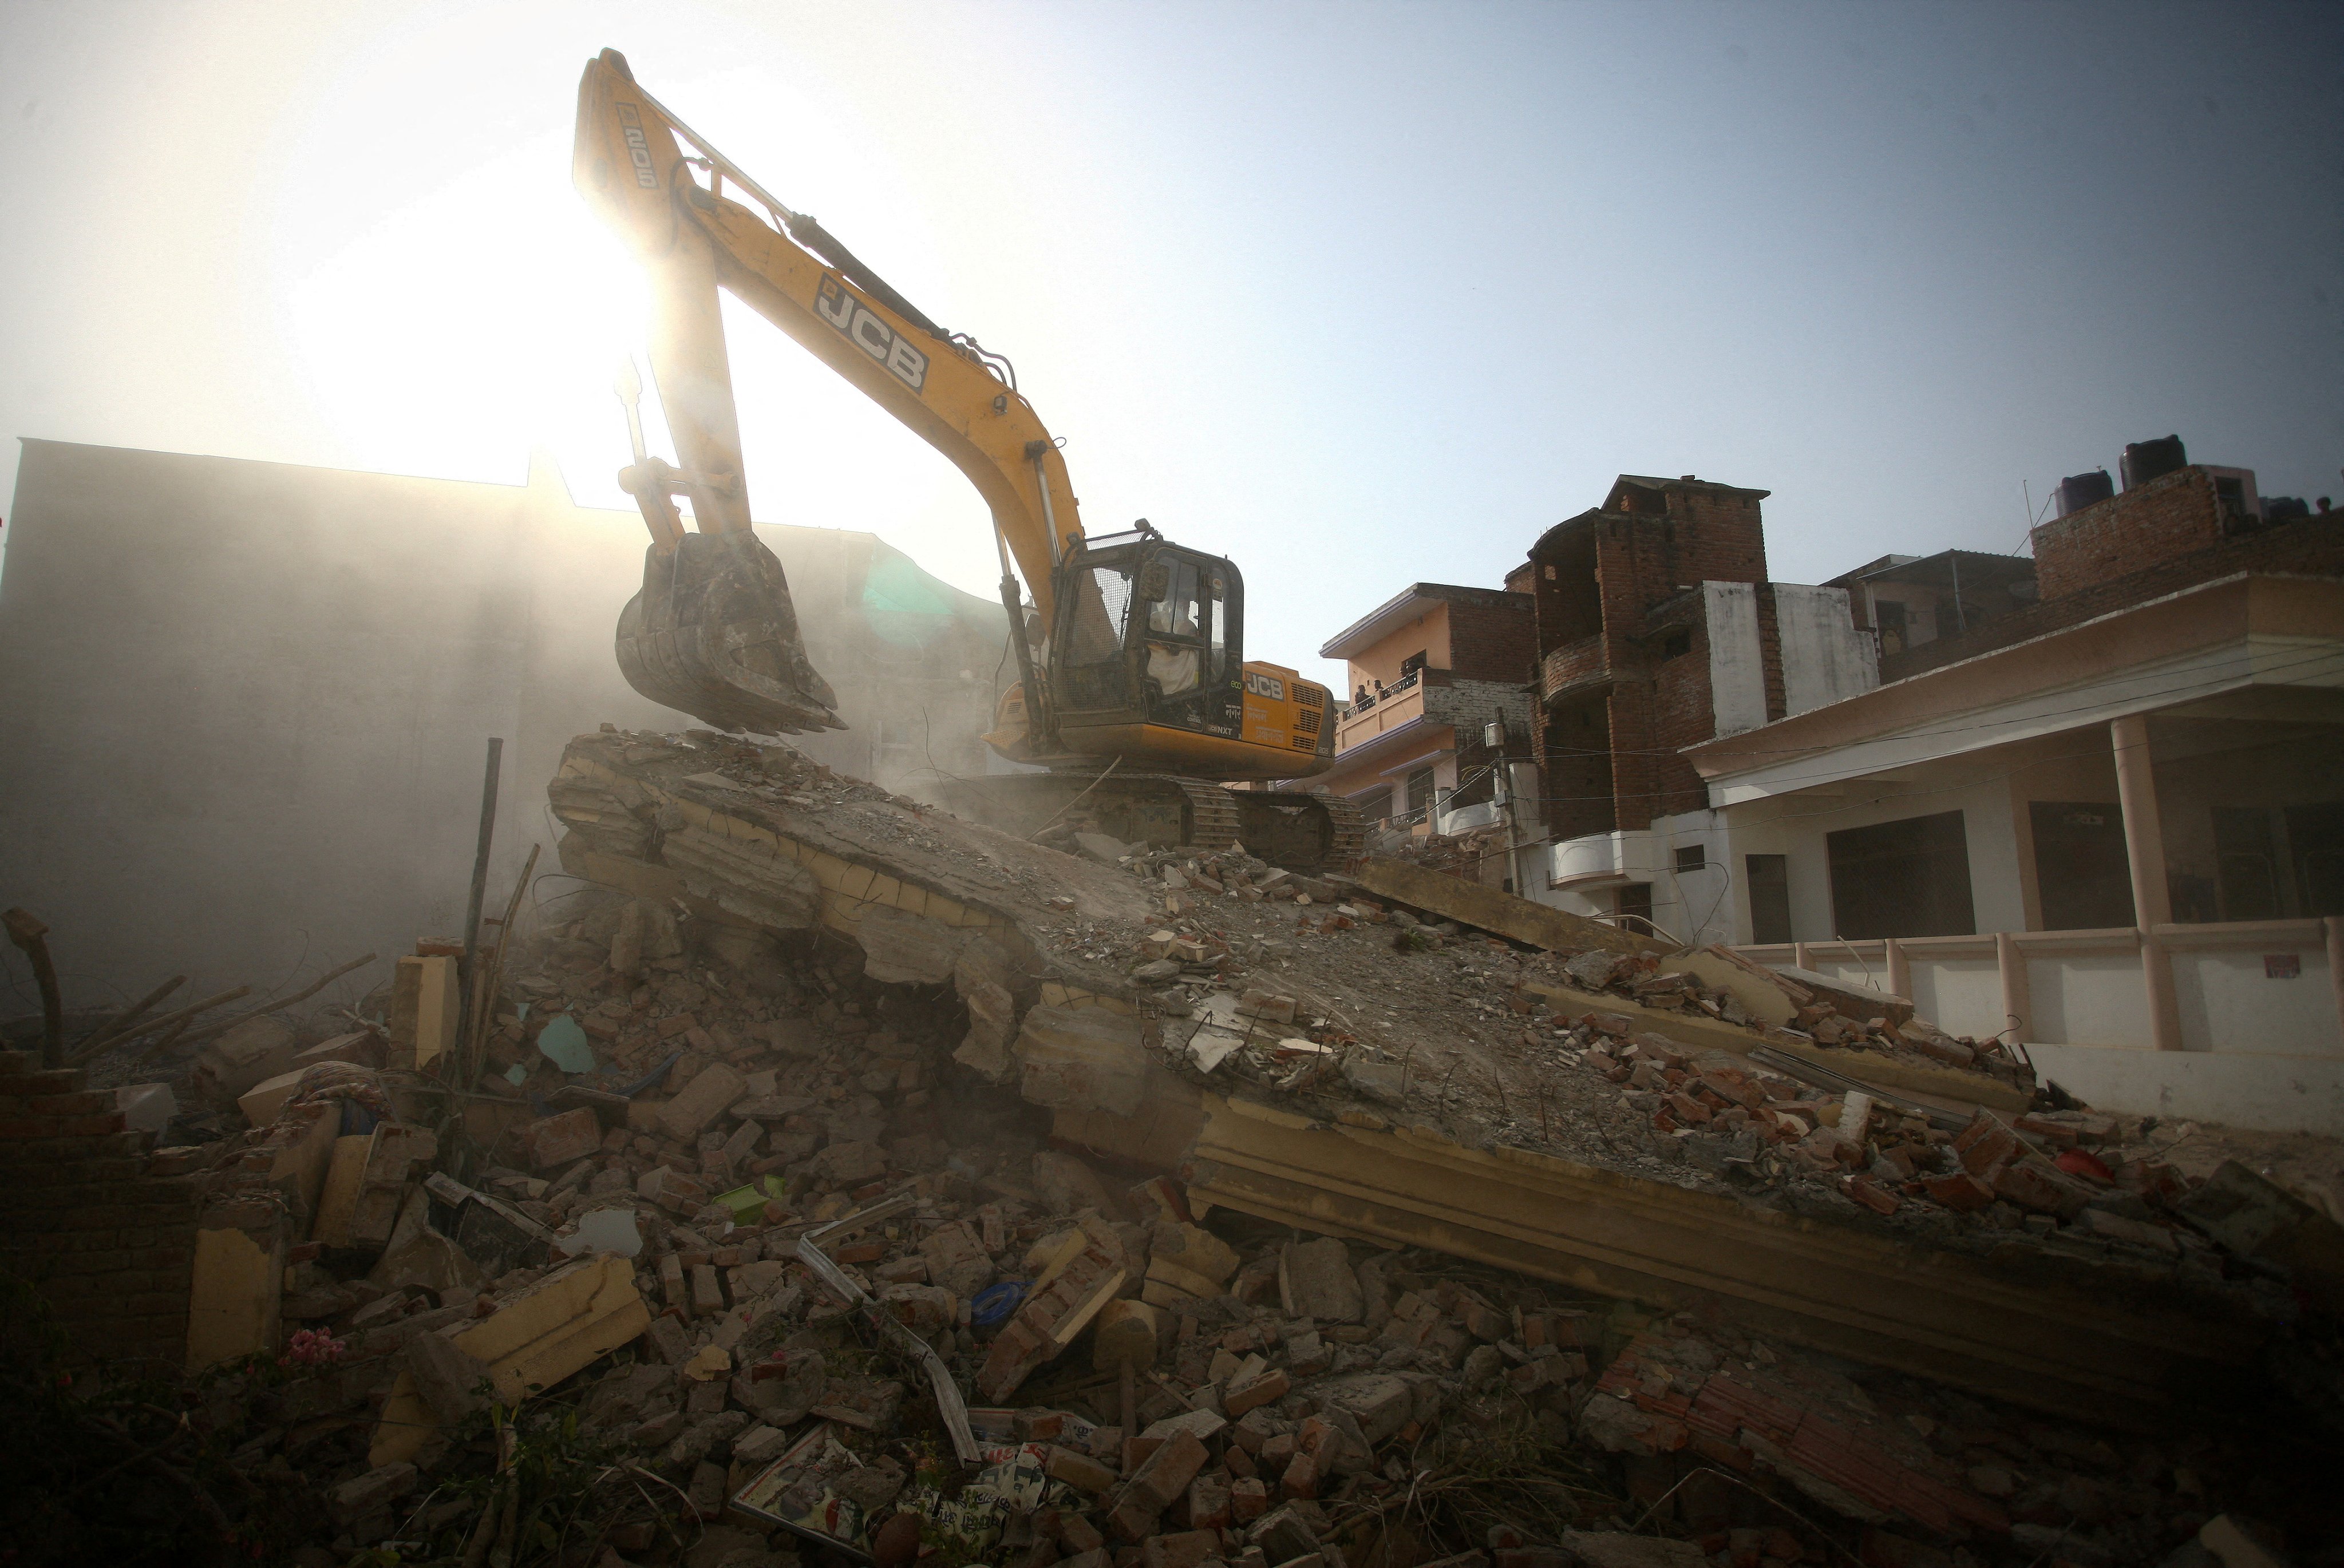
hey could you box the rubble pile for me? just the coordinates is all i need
[8,736,2344,1566]
[1051,838,2282,1270]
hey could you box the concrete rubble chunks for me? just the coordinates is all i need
[1144,1254,1226,1310]
[1770,964,1914,1029]
[236,1066,313,1129]
[978,1237,1128,1400]
[1091,1297,1163,1372]
[346,1123,438,1250]
[404,1328,493,1423]
[310,1133,378,1248]
[1109,1426,1208,1540]
[655,1060,747,1142]
[1555,1534,1706,1568]
[187,1201,291,1371]
[1012,1005,1152,1119]
[371,1253,651,1466]
[1309,1371,1418,1446]
[387,954,460,1071]
[1990,1155,2096,1221]
[950,933,1027,1080]
[518,1106,603,1170]
[1153,1221,1241,1286]
[2179,1159,2344,1309]
[191,1016,301,1108]
[371,1225,487,1301]
[1280,1236,1363,1323]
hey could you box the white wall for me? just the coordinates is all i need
[1702,582,1766,738]
[1711,768,2030,946]
[1774,583,1879,717]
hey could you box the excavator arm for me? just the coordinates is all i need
[574,49,1082,737]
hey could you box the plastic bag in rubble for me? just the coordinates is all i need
[896,1443,1058,1561]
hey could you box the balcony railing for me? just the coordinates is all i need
[1539,635,1609,703]
[1334,668,1457,752]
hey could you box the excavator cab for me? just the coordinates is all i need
[1049,525,1246,742]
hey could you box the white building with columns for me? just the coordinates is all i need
[1674,570,2344,1130]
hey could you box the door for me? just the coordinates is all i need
[1827,811,1977,938]
[2029,801,2136,930]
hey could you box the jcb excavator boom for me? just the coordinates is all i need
[575,47,1075,739]
[574,50,1356,865]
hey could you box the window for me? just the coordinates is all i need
[1745,854,1792,944]
[2290,802,2344,917]
[1826,811,1976,938]
[2030,801,2137,929]
[1405,767,1436,819]
[1064,564,1133,664]
[1400,651,1429,678]
[1674,844,1706,874]
[1660,630,1692,660]
[1875,599,1908,655]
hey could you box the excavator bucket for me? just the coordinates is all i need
[615,531,843,735]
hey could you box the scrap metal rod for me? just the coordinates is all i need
[2,908,64,1068]
[68,975,186,1065]
[461,737,505,1036]
[797,1190,981,1464]
[128,987,254,1062]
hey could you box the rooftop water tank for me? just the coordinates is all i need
[2054,470,2114,517]
[2120,435,2187,491]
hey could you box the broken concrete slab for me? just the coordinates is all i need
[370,1253,651,1466]
[655,1061,747,1142]
[388,954,460,1071]
[2178,1159,2344,1310]
[191,1016,301,1107]
[1013,1005,1152,1119]
[187,1207,287,1372]
[1349,856,1662,958]
[857,902,977,985]
[235,1066,312,1129]
[404,1328,493,1424]
[1280,1237,1363,1323]
[1519,977,2027,1114]
[1185,1091,2255,1427]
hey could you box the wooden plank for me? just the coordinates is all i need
[1350,857,1663,957]
[1185,1092,2251,1429]
[1519,977,2028,1112]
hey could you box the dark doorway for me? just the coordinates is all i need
[1746,853,1793,944]
[1827,811,1977,938]
[1617,882,1654,935]
[1354,786,1394,825]
[2030,801,2136,929]
[2289,802,2344,917]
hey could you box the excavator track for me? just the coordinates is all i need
[1231,789,1365,874]
[937,773,1362,870]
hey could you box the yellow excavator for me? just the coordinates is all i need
[573,49,1361,868]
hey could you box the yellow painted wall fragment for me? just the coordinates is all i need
[370,1254,651,1467]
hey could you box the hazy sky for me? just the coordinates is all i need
[3,1,2337,698]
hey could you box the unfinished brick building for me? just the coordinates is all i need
[1520,476,1874,932]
